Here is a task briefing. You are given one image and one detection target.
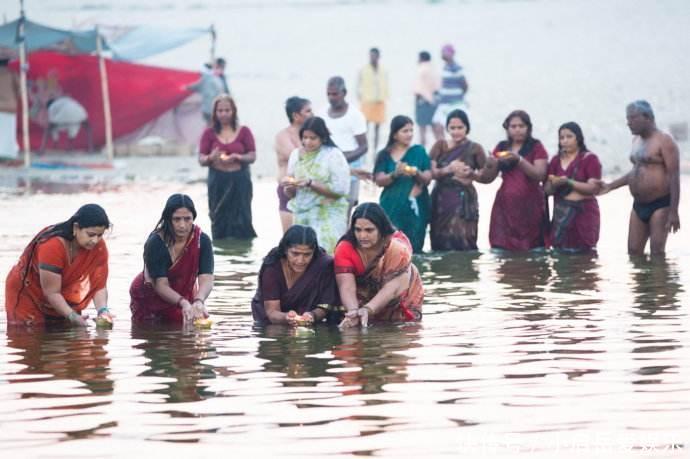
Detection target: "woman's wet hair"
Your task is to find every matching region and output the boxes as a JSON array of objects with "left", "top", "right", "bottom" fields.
[
  {"left": 340, "top": 202, "right": 396, "bottom": 246},
  {"left": 446, "top": 109, "right": 471, "bottom": 132},
  {"left": 211, "top": 94, "right": 238, "bottom": 132},
  {"left": 299, "top": 116, "right": 337, "bottom": 148},
  {"left": 558, "top": 121, "right": 588, "bottom": 153},
  {"left": 153, "top": 194, "right": 197, "bottom": 245},
  {"left": 285, "top": 96, "right": 310, "bottom": 123},
  {"left": 376, "top": 115, "right": 413, "bottom": 168},
  {"left": 263, "top": 225, "right": 320, "bottom": 266},
  {"left": 46, "top": 204, "right": 111, "bottom": 241}
]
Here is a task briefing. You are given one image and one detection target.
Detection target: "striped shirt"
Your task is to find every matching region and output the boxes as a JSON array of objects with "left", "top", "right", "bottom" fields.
[{"left": 438, "top": 62, "right": 466, "bottom": 105}]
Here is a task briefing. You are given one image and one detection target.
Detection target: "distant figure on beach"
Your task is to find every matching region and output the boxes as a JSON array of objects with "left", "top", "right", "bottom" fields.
[
  {"left": 430, "top": 109, "right": 492, "bottom": 251},
  {"left": 374, "top": 115, "right": 432, "bottom": 253},
  {"left": 251, "top": 225, "right": 341, "bottom": 326},
  {"left": 130, "top": 194, "right": 213, "bottom": 325},
  {"left": 357, "top": 47, "right": 389, "bottom": 150},
  {"left": 483, "top": 110, "right": 549, "bottom": 251},
  {"left": 41, "top": 95, "right": 92, "bottom": 153},
  {"left": 599, "top": 100, "right": 681, "bottom": 256},
  {"left": 320, "top": 76, "right": 368, "bottom": 213},
  {"left": 335, "top": 203, "right": 424, "bottom": 327},
  {"left": 282, "top": 116, "right": 350, "bottom": 253},
  {"left": 413, "top": 51, "right": 440, "bottom": 148},
  {"left": 0, "top": 52, "right": 20, "bottom": 160},
  {"left": 432, "top": 44, "right": 468, "bottom": 141},
  {"left": 199, "top": 94, "right": 257, "bottom": 239},
  {"left": 187, "top": 62, "right": 224, "bottom": 126},
  {"left": 215, "top": 57, "right": 230, "bottom": 94},
  {"left": 5, "top": 204, "right": 113, "bottom": 327},
  {"left": 274, "top": 96, "right": 313, "bottom": 233},
  {"left": 544, "top": 122, "right": 602, "bottom": 252}
]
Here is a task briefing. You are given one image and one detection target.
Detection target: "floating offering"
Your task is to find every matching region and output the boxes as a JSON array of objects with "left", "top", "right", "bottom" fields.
[
  {"left": 95, "top": 316, "right": 113, "bottom": 329},
  {"left": 220, "top": 153, "right": 231, "bottom": 160},
  {"left": 283, "top": 176, "right": 297, "bottom": 185},
  {"left": 496, "top": 150, "right": 512, "bottom": 158},
  {"left": 194, "top": 318, "right": 213, "bottom": 329},
  {"left": 404, "top": 165, "right": 417, "bottom": 174}
]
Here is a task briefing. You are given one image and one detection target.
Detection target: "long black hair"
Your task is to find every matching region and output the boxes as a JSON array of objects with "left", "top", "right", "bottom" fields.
[
  {"left": 152, "top": 194, "right": 197, "bottom": 245},
  {"left": 497, "top": 109, "right": 540, "bottom": 171},
  {"left": 299, "top": 117, "right": 337, "bottom": 149},
  {"left": 446, "top": 109, "right": 471, "bottom": 132},
  {"left": 558, "top": 121, "right": 588, "bottom": 154},
  {"left": 339, "top": 202, "right": 396, "bottom": 246},
  {"left": 375, "top": 115, "right": 413, "bottom": 170},
  {"left": 262, "top": 224, "right": 321, "bottom": 266},
  {"left": 41, "top": 204, "right": 111, "bottom": 241}
]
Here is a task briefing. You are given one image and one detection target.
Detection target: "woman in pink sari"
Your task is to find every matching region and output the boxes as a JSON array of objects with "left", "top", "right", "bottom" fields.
[
  {"left": 130, "top": 194, "right": 214, "bottom": 325},
  {"left": 484, "top": 110, "right": 549, "bottom": 251}
]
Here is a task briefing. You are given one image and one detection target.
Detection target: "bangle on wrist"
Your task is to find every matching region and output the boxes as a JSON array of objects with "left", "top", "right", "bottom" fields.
[
  {"left": 307, "top": 179, "right": 313, "bottom": 188},
  {"left": 176, "top": 296, "right": 185, "bottom": 307},
  {"left": 97, "top": 306, "right": 109, "bottom": 315}
]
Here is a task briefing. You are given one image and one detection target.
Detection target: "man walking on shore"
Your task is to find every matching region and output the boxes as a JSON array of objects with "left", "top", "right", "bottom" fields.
[
  {"left": 357, "top": 47, "right": 388, "bottom": 151},
  {"left": 601, "top": 100, "right": 681, "bottom": 256},
  {"left": 432, "top": 43, "right": 468, "bottom": 141}
]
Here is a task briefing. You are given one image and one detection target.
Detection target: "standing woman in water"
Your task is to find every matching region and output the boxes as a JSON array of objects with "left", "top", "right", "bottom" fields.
[
  {"left": 198, "top": 94, "right": 257, "bottom": 239},
  {"left": 483, "top": 110, "right": 549, "bottom": 251},
  {"left": 5, "top": 204, "right": 113, "bottom": 327}
]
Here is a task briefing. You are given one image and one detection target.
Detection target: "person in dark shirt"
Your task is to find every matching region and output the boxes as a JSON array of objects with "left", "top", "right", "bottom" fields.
[{"left": 130, "top": 194, "right": 214, "bottom": 324}]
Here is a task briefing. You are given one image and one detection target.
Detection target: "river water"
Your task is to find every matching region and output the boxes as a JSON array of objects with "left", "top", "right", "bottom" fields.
[{"left": 2, "top": 0, "right": 690, "bottom": 456}]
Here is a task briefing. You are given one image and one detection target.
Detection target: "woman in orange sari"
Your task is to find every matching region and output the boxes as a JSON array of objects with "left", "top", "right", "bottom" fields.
[
  {"left": 335, "top": 202, "right": 424, "bottom": 327},
  {"left": 130, "top": 194, "right": 214, "bottom": 325},
  {"left": 5, "top": 204, "right": 112, "bottom": 327}
]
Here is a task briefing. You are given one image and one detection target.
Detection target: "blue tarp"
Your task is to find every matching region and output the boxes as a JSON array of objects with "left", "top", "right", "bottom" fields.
[
  {"left": 109, "top": 26, "right": 211, "bottom": 61},
  {"left": 0, "top": 18, "right": 105, "bottom": 53}
]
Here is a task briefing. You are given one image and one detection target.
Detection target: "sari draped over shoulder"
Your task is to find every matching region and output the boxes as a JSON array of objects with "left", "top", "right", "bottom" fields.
[
  {"left": 547, "top": 151, "right": 601, "bottom": 251},
  {"left": 430, "top": 140, "right": 481, "bottom": 251},
  {"left": 287, "top": 146, "right": 350, "bottom": 253},
  {"left": 130, "top": 225, "right": 202, "bottom": 324},
  {"left": 335, "top": 231, "right": 423, "bottom": 323},
  {"left": 251, "top": 249, "right": 341, "bottom": 325},
  {"left": 489, "top": 140, "right": 548, "bottom": 251},
  {"left": 375, "top": 145, "right": 431, "bottom": 253},
  {"left": 5, "top": 227, "right": 109, "bottom": 325}
]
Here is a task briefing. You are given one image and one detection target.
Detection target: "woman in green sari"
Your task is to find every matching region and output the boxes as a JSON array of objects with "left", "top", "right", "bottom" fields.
[{"left": 374, "top": 115, "right": 432, "bottom": 252}]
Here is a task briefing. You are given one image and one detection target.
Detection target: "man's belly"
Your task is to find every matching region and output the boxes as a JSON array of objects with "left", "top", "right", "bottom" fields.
[{"left": 629, "top": 165, "right": 670, "bottom": 202}]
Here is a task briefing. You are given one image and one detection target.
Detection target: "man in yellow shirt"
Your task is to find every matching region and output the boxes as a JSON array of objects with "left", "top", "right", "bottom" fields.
[{"left": 357, "top": 48, "right": 389, "bottom": 151}]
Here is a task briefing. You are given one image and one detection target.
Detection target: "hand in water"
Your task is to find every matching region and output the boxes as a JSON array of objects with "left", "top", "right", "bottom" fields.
[{"left": 67, "top": 311, "right": 88, "bottom": 327}]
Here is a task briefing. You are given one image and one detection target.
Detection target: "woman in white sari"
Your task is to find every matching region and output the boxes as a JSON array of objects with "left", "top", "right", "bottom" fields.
[{"left": 282, "top": 117, "right": 350, "bottom": 253}]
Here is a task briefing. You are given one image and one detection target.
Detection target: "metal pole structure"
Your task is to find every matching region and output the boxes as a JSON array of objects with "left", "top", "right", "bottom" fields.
[
  {"left": 96, "top": 28, "right": 113, "bottom": 160},
  {"left": 17, "top": 4, "right": 31, "bottom": 167}
]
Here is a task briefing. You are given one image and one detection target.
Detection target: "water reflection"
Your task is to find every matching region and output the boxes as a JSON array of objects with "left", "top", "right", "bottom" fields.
[
  {"left": 627, "top": 257, "right": 684, "bottom": 386},
  {"left": 130, "top": 325, "right": 217, "bottom": 403},
  {"left": 6, "top": 326, "right": 114, "bottom": 395}
]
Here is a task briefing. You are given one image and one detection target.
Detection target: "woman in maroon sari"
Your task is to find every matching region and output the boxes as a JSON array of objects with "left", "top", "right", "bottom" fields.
[
  {"left": 484, "top": 110, "right": 549, "bottom": 251},
  {"left": 429, "top": 109, "right": 493, "bottom": 250},
  {"left": 251, "top": 225, "right": 340, "bottom": 326},
  {"left": 544, "top": 122, "right": 602, "bottom": 252},
  {"left": 130, "top": 194, "right": 214, "bottom": 325}
]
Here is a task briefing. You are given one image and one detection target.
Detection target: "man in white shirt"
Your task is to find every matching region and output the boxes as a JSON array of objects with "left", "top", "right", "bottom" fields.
[
  {"left": 319, "top": 76, "right": 368, "bottom": 213},
  {"left": 41, "top": 95, "right": 92, "bottom": 153}
]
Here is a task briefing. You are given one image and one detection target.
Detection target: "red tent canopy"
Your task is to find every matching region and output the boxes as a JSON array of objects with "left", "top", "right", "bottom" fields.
[{"left": 12, "top": 51, "right": 199, "bottom": 150}]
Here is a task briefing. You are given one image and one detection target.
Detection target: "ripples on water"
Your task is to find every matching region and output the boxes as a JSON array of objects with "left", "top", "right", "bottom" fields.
[{"left": 0, "top": 181, "right": 688, "bottom": 457}]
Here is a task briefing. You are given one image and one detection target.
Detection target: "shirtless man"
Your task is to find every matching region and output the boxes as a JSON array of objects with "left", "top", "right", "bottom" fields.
[
  {"left": 275, "top": 96, "right": 313, "bottom": 232},
  {"left": 601, "top": 100, "right": 680, "bottom": 256}
]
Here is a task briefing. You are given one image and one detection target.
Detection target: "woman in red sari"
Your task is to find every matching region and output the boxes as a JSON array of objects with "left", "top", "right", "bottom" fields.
[
  {"left": 484, "top": 110, "right": 549, "bottom": 251},
  {"left": 251, "top": 225, "right": 340, "bottom": 326},
  {"left": 544, "top": 122, "right": 602, "bottom": 252},
  {"left": 5, "top": 204, "right": 112, "bottom": 327},
  {"left": 130, "top": 194, "right": 214, "bottom": 324},
  {"left": 335, "top": 202, "right": 423, "bottom": 327}
]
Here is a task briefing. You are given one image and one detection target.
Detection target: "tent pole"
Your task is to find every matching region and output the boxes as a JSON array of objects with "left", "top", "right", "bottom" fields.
[
  {"left": 210, "top": 24, "right": 216, "bottom": 62},
  {"left": 18, "top": 17, "right": 31, "bottom": 167},
  {"left": 96, "top": 29, "right": 114, "bottom": 160}
]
